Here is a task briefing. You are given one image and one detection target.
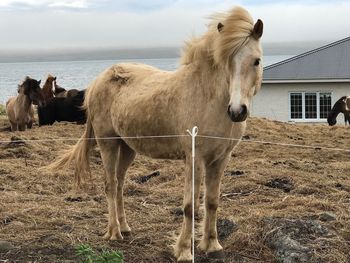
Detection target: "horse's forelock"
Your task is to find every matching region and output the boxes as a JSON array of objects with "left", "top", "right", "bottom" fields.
[
  {"left": 180, "top": 6, "right": 255, "bottom": 66},
  {"left": 213, "top": 7, "right": 255, "bottom": 64}
]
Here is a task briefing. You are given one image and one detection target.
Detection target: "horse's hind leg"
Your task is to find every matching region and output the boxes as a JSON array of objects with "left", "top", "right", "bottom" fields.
[
  {"left": 116, "top": 140, "right": 136, "bottom": 234},
  {"left": 27, "top": 120, "right": 33, "bottom": 129},
  {"left": 194, "top": 163, "right": 204, "bottom": 218},
  {"left": 98, "top": 138, "right": 123, "bottom": 240}
]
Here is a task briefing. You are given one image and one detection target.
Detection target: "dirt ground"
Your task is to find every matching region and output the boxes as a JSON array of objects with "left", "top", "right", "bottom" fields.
[{"left": 0, "top": 116, "right": 349, "bottom": 263}]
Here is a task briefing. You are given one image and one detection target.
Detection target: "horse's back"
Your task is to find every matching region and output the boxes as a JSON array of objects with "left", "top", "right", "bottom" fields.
[{"left": 85, "top": 62, "right": 171, "bottom": 112}]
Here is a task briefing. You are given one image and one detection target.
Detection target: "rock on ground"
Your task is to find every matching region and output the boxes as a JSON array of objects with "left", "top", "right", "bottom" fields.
[
  {"left": 263, "top": 218, "right": 330, "bottom": 263},
  {"left": 0, "top": 240, "right": 14, "bottom": 253}
]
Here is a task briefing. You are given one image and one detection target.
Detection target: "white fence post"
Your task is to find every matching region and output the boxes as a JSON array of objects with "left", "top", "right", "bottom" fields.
[{"left": 187, "top": 126, "right": 198, "bottom": 262}]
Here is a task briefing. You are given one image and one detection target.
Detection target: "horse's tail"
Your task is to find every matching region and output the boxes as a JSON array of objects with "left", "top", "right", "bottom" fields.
[{"left": 46, "top": 116, "right": 95, "bottom": 186}]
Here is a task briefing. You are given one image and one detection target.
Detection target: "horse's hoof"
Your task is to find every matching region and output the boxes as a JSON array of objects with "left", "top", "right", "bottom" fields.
[
  {"left": 121, "top": 231, "right": 132, "bottom": 237},
  {"left": 176, "top": 250, "right": 192, "bottom": 262},
  {"left": 103, "top": 231, "right": 123, "bottom": 241},
  {"left": 103, "top": 232, "right": 111, "bottom": 240},
  {"left": 207, "top": 250, "right": 225, "bottom": 260}
]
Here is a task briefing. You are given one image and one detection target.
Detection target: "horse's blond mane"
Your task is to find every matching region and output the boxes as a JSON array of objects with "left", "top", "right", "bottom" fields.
[{"left": 181, "top": 6, "right": 254, "bottom": 66}]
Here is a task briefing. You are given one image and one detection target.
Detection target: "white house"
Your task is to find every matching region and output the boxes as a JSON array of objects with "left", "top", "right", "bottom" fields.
[{"left": 252, "top": 37, "right": 350, "bottom": 123}]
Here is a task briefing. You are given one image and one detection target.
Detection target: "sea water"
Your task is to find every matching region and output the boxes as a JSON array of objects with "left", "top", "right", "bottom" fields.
[{"left": 0, "top": 55, "right": 291, "bottom": 104}]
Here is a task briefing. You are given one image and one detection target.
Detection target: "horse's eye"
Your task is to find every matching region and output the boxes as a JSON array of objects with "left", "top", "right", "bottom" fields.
[{"left": 254, "top": 59, "right": 260, "bottom": 66}]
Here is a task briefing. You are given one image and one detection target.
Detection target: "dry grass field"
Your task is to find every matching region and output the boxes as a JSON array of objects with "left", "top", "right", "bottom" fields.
[{"left": 0, "top": 116, "right": 349, "bottom": 262}]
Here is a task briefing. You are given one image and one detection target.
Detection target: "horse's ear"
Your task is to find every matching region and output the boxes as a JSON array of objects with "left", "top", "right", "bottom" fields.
[
  {"left": 38, "top": 80, "right": 41, "bottom": 85},
  {"left": 217, "top": 22, "right": 224, "bottom": 32},
  {"left": 252, "top": 19, "right": 263, "bottom": 39},
  {"left": 54, "top": 77, "right": 56, "bottom": 81}
]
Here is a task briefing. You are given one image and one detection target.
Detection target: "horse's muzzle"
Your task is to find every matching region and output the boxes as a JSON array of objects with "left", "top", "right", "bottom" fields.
[
  {"left": 327, "top": 118, "right": 336, "bottom": 126},
  {"left": 227, "top": 104, "right": 248, "bottom": 122}
]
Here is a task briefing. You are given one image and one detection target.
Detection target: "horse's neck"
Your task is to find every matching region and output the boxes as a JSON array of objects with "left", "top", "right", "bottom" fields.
[
  {"left": 180, "top": 63, "right": 229, "bottom": 105},
  {"left": 177, "top": 64, "right": 239, "bottom": 135},
  {"left": 16, "top": 92, "right": 32, "bottom": 110},
  {"left": 43, "top": 81, "right": 53, "bottom": 94},
  {"left": 346, "top": 97, "right": 350, "bottom": 112}
]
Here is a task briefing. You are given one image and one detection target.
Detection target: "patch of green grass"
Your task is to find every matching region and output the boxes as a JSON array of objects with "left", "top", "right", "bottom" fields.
[
  {"left": 76, "top": 244, "right": 123, "bottom": 263},
  {"left": 0, "top": 104, "right": 6, "bottom": 116}
]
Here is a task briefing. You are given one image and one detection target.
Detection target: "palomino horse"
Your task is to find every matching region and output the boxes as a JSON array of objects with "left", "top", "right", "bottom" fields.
[
  {"left": 6, "top": 77, "right": 43, "bottom": 131},
  {"left": 48, "top": 6, "right": 263, "bottom": 261},
  {"left": 42, "top": 74, "right": 56, "bottom": 102},
  {"left": 328, "top": 96, "right": 350, "bottom": 126}
]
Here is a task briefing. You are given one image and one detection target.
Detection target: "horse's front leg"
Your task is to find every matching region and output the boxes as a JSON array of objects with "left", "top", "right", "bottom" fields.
[
  {"left": 345, "top": 113, "right": 350, "bottom": 125},
  {"left": 9, "top": 121, "right": 17, "bottom": 132},
  {"left": 174, "top": 156, "right": 204, "bottom": 261},
  {"left": 199, "top": 155, "right": 230, "bottom": 258}
]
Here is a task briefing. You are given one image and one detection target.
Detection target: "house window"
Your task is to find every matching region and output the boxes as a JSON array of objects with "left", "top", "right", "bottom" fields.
[
  {"left": 289, "top": 92, "right": 332, "bottom": 121},
  {"left": 305, "top": 93, "right": 317, "bottom": 119},
  {"left": 290, "top": 93, "right": 302, "bottom": 119},
  {"left": 319, "top": 93, "right": 332, "bottom": 118}
]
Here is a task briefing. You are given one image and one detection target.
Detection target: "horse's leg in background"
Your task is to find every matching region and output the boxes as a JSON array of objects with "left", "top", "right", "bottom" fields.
[
  {"left": 345, "top": 112, "right": 350, "bottom": 125},
  {"left": 98, "top": 138, "right": 123, "bottom": 240},
  {"left": 27, "top": 107, "right": 34, "bottom": 129},
  {"left": 194, "top": 160, "right": 205, "bottom": 217},
  {"left": 9, "top": 121, "right": 17, "bottom": 132},
  {"left": 27, "top": 121, "right": 33, "bottom": 129},
  {"left": 199, "top": 155, "right": 230, "bottom": 258},
  {"left": 18, "top": 123, "right": 26, "bottom": 131},
  {"left": 175, "top": 155, "right": 202, "bottom": 261},
  {"left": 116, "top": 140, "right": 136, "bottom": 234}
]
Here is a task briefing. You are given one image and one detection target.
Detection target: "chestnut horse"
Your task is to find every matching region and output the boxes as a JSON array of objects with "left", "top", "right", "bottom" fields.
[
  {"left": 42, "top": 74, "right": 56, "bottom": 102},
  {"left": 48, "top": 6, "right": 263, "bottom": 261},
  {"left": 327, "top": 96, "right": 350, "bottom": 126},
  {"left": 6, "top": 77, "right": 43, "bottom": 131}
]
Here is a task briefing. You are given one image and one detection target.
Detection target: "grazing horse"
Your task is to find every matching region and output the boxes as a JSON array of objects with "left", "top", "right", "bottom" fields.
[
  {"left": 6, "top": 77, "right": 43, "bottom": 131},
  {"left": 327, "top": 96, "right": 350, "bottom": 126},
  {"left": 38, "top": 90, "right": 86, "bottom": 126},
  {"left": 54, "top": 84, "right": 79, "bottom": 98},
  {"left": 42, "top": 74, "right": 56, "bottom": 102},
  {"left": 48, "top": 6, "right": 263, "bottom": 261}
]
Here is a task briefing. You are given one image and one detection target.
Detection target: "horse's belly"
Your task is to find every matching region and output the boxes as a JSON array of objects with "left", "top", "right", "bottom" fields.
[
  {"left": 123, "top": 137, "right": 185, "bottom": 160},
  {"left": 111, "top": 92, "right": 186, "bottom": 159}
]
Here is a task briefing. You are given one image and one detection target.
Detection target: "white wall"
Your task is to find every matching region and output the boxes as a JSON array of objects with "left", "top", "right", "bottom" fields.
[{"left": 251, "top": 82, "right": 350, "bottom": 124}]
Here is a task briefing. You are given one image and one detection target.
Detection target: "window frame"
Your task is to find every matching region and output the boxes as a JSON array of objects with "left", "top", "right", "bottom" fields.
[{"left": 288, "top": 91, "right": 332, "bottom": 122}]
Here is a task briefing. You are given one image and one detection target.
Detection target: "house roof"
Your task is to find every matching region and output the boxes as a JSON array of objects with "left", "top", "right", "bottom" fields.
[{"left": 263, "top": 36, "right": 350, "bottom": 83}]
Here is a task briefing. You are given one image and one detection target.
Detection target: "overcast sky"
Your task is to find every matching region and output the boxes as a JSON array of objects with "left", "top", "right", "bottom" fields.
[{"left": 0, "top": 0, "right": 349, "bottom": 51}]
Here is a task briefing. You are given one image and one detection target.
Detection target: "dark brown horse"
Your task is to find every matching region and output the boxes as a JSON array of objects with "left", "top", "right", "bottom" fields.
[
  {"left": 327, "top": 96, "right": 350, "bottom": 126},
  {"left": 54, "top": 84, "right": 79, "bottom": 98}
]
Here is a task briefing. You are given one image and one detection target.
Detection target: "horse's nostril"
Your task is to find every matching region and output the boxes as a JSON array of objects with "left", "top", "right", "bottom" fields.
[{"left": 240, "top": 104, "right": 247, "bottom": 115}]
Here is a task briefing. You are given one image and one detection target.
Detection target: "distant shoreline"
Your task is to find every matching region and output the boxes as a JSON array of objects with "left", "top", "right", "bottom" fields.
[
  {"left": 0, "top": 47, "right": 181, "bottom": 64},
  {"left": 0, "top": 41, "right": 326, "bottom": 64}
]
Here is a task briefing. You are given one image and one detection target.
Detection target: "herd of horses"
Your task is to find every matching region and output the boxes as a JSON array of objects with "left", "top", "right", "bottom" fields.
[
  {"left": 5, "top": 75, "right": 349, "bottom": 132},
  {"left": 5, "top": 74, "right": 86, "bottom": 131},
  {"left": 2, "top": 6, "right": 349, "bottom": 262}
]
